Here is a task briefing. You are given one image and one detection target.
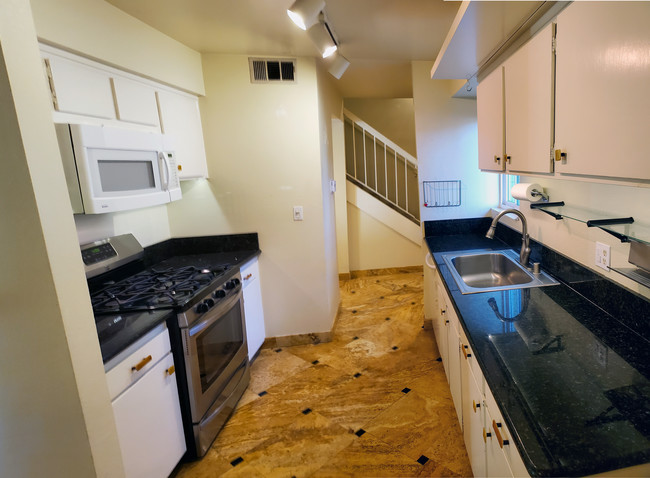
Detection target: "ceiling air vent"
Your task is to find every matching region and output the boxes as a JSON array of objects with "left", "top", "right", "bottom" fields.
[{"left": 249, "top": 58, "right": 296, "bottom": 83}]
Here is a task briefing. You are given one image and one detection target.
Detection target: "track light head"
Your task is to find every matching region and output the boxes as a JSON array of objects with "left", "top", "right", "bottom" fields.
[
  {"left": 287, "top": 0, "right": 325, "bottom": 30},
  {"left": 328, "top": 52, "right": 350, "bottom": 79},
  {"left": 308, "top": 22, "right": 337, "bottom": 58}
]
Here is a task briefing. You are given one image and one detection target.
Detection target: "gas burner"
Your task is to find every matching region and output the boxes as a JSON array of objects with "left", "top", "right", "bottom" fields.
[{"left": 91, "top": 265, "right": 228, "bottom": 314}]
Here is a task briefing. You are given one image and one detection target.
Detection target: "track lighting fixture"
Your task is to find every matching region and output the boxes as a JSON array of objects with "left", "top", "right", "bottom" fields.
[
  {"left": 287, "top": 0, "right": 325, "bottom": 30},
  {"left": 328, "top": 52, "right": 349, "bottom": 79}
]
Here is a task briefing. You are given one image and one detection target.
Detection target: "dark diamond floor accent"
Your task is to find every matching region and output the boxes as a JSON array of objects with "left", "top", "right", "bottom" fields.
[
  {"left": 352, "top": 336, "right": 359, "bottom": 340},
  {"left": 274, "top": 348, "right": 282, "bottom": 353},
  {"left": 417, "top": 455, "right": 429, "bottom": 465},
  {"left": 354, "top": 372, "right": 362, "bottom": 378},
  {"left": 436, "top": 357, "right": 442, "bottom": 362},
  {"left": 231, "top": 457, "right": 243, "bottom": 467},
  {"left": 402, "top": 387, "right": 411, "bottom": 394},
  {"left": 352, "top": 310, "right": 357, "bottom": 314},
  {"left": 355, "top": 429, "right": 366, "bottom": 437},
  {"left": 385, "top": 317, "right": 391, "bottom": 321},
  {"left": 312, "top": 360, "right": 319, "bottom": 365},
  {"left": 258, "top": 391, "right": 268, "bottom": 397},
  {"left": 392, "top": 346, "right": 399, "bottom": 350},
  {"left": 302, "top": 408, "right": 312, "bottom": 415}
]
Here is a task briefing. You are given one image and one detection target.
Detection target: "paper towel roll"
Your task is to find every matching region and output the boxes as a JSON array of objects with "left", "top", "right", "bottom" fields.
[{"left": 511, "top": 183, "right": 544, "bottom": 202}]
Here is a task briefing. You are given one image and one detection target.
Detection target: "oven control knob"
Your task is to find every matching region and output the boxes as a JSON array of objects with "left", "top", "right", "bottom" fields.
[
  {"left": 204, "top": 298, "right": 215, "bottom": 308},
  {"left": 195, "top": 302, "right": 209, "bottom": 314},
  {"left": 213, "top": 289, "right": 226, "bottom": 299},
  {"left": 225, "top": 280, "right": 235, "bottom": 290},
  {"left": 232, "top": 278, "right": 241, "bottom": 286}
]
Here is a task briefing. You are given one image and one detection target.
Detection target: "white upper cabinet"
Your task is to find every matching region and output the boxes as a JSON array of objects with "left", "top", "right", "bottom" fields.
[
  {"left": 157, "top": 90, "right": 209, "bottom": 179},
  {"left": 41, "top": 45, "right": 209, "bottom": 179},
  {"left": 504, "top": 23, "right": 555, "bottom": 175},
  {"left": 45, "top": 54, "right": 116, "bottom": 120},
  {"left": 477, "top": 66, "right": 505, "bottom": 172},
  {"left": 111, "top": 76, "right": 160, "bottom": 127},
  {"left": 477, "top": 23, "right": 555, "bottom": 175},
  {"left": 554, "top": 2, "right": 650, "bottom": 181}
]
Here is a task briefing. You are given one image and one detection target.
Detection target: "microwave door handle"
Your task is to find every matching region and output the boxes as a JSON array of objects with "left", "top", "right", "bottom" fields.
[{"left": 159, "top": 152, "right": 171, "bottom": 190}]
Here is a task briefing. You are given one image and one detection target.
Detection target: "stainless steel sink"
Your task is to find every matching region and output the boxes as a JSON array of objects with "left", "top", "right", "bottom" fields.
[{"left": 442, "top": 249, "right": 559, "bottom": 294}]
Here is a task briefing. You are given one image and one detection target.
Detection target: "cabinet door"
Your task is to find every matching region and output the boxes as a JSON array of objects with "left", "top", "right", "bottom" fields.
[
  {"left": 112, "top": 352, "right": 186, "bottom": 478},
  {"left": 241, "top": 259, "right": 266, "bottom": 360},
  {"left": 111, "top": 76, "right": 160, "bottom": 127},
  {"left": 446, "top": 306, "right": 463, "bottom": 423},
  {"left": 504, "top": 23, "right": 555, "bottom": 174},
  {"left": 157, "top": 90, "right": 209, "bottom": 179},
  {"left": 45, "top": 54, "right": 116, "bottom": 120},
  {"left": 436, "top": 280, "right": 450, "bottom": 380},
  {"left": 555, "top": 2, "right": 650, "bottom": 180},
  {"left": 477, "top": 66, "right": 505, "bottom": 172},
  {"left": 485, "top": 404, "right": 514, "bottom": 478},
  {"left": 463, "top": 366, "right": 487, "bottom": 478}
]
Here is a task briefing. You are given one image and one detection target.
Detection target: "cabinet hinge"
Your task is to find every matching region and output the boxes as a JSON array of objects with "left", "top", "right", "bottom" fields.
[
  {"left": 552, "top": 37, "right": 557, "bottom": 54},
  {"left": 43, "top": 58, "right": 59, "bottom": 110}
]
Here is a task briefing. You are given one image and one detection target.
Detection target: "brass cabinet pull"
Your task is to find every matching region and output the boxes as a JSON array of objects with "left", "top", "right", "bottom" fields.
[
  {"left": 492, "top": 420, "right": 509, "bottom": 448},
  {"left": 462, "top": 344, "right": 471, "bottom": 359},
  {"left": 473, "top": 400, "right": 480, "bottom": 413},
  {"left": 483, "top": 427, "right": 492, "bottom": 443},
  {"left": 243, "top": 273, "right": 253, "bottom": 281},
  {"left": 166, "top": 365, "right": 176, "bottom": 376},
  {"left": 506, "top": 155, "right": 511, "bottom": 164},
  {"left": 132, "top": 355, "right": 152, "bottom": 372},
  {"left": 494, "top": 155, "right": 501, "bottom": 163}
]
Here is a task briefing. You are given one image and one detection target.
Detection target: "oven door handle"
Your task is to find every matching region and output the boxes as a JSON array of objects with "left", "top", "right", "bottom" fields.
[{"left": 188, "top": 288, "right": 242, "bottom": 337}]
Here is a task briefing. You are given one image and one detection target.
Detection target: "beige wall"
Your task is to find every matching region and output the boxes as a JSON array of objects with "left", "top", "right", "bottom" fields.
[
  {"left": 30, "top": 0, "right": 204, "bottom": 94},
  {"left": 316, "top": 61, "right": 343, "bottom": 323},
  {"left": 167, "top": 54, "right": 339, "bottom": 337},
  {"left": 0, "top": 1, "right": 124, "bottom": 476},
  {"left": 412, "top": 63, "right": 499, "bottom": 223},
  {"left": 510, "top": 177, "right": 650, "bottom": 300},
  {"left": 344, "top": 98, "right": 417, "bottom": 157},
  {"left": 347, "top": 203, "right": 422, "bottom": 271}
]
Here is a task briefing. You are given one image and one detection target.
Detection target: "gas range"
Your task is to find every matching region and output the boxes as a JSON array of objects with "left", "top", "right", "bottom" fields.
[{"left": 90, "top": 264, "right": 230, "bottom": 314}]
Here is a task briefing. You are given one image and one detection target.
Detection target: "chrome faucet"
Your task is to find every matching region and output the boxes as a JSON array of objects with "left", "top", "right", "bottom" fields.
[{"left": 486, "top": 209, "right": 531, "bottom": 266}]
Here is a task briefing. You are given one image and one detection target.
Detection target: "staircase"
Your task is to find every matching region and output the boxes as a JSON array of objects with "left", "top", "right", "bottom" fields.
[{"left": 343, "top": 109, "right": 419, "bottom": 225}]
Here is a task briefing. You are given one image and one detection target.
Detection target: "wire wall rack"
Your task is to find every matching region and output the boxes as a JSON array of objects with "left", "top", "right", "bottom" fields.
[{"left": 423, "top": 180, "right": 461, "bottom": 207}]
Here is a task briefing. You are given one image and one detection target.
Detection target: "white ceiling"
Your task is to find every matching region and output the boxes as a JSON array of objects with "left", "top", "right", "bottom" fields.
[{"left": 105, "top": 0, "right": 461, "bottom": 98}]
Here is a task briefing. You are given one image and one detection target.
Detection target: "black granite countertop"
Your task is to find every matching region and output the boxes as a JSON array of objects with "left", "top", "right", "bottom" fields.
[
  {"left": 424, "top": 219, "right": 650, "bottom": 477},
  {"left": 93, "top": 233, "right": 261, "bottom": 363}
]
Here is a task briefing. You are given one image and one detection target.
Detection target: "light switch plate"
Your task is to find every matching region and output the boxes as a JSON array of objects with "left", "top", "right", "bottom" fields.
[
  {"left": 293, "top": 206, "right": 303, "bottom": 221},
  {"left": 595, "top": 242, "right": 610, "bottom": 271}
]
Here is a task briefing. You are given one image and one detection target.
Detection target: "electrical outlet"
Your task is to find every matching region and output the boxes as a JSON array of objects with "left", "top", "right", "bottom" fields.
[
  {"left": 293, "top": 206, "right": 303, "bottom": 221},
  {"left": 595, "top": 242, "right": 611, "bottom": 271}
]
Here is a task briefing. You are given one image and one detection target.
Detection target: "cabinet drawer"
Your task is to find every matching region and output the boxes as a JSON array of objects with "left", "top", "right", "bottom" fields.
[
  {"left": 459, "top": 326, "right": 483, "bottom": 393},
  {"left": 106, "top": 326, "right": 171, "bottom": 400},
  {"left": 240, "top": 257, "right": 259, "bottom": 288}
]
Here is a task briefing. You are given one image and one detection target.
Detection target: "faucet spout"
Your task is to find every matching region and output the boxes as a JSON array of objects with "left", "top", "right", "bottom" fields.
[{"left": 485, "top": 209, "right": 531, "bottom": 266}]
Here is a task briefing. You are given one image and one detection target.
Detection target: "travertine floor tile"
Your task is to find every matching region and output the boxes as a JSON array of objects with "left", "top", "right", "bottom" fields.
[
  {"left": 247, "top": 347, "right": 310, "bottom": 394},
  {"left": 311, "top": 432, "right": 423, "bottom": 477},
  {"left": 238, "top": 411, "right": 355, "bottom": 478},
  {"left": 363, "top": 390, "right": 462, "bottom": 463}
]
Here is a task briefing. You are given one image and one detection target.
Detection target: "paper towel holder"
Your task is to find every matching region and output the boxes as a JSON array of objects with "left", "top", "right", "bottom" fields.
[{"left": 530, "top": 188, "right": 549, "bottom": 202}]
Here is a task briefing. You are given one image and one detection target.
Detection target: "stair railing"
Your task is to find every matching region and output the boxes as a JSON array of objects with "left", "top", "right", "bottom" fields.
[{"left": 343, "top": 109, "right": 420, "bottom": 224}]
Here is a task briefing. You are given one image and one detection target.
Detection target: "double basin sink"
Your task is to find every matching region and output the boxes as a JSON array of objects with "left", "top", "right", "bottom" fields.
[{"left": 442, "top": 249, "right": 559, "bottom": 294}]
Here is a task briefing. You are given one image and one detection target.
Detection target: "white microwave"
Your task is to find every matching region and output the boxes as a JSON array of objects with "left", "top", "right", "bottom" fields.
[{"left": 55, "top": 123, "right": 182, "bottom": 214}]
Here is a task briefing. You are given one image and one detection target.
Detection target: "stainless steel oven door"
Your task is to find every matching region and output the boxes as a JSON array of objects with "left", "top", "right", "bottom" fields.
[{"left": 182, "top": 288, "right": 248, "bottom": 423}]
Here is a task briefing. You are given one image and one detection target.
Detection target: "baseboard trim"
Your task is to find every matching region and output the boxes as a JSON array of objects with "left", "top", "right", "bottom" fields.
[
  {"left": 338, "top": 272, "right": 351, "bottom": 281},
  {"left": 349, "top": 265, "right": 423, "bottom": 278}
]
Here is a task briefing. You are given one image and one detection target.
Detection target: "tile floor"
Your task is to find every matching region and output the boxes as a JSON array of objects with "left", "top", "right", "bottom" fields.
[{"left": 173, "top": 269, "right": 472, "bottom": 477}]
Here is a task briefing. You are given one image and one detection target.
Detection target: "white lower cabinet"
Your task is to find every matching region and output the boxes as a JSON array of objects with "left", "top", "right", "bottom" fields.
[
  {"left": 434, "top": 271, "right": 528, "bottom": 478},
  {"left": 108, "top": 326, "right": 186, "bottom": 478},
  {"left": 241, "top": 257, "right": 266, "bottom": 360}
]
